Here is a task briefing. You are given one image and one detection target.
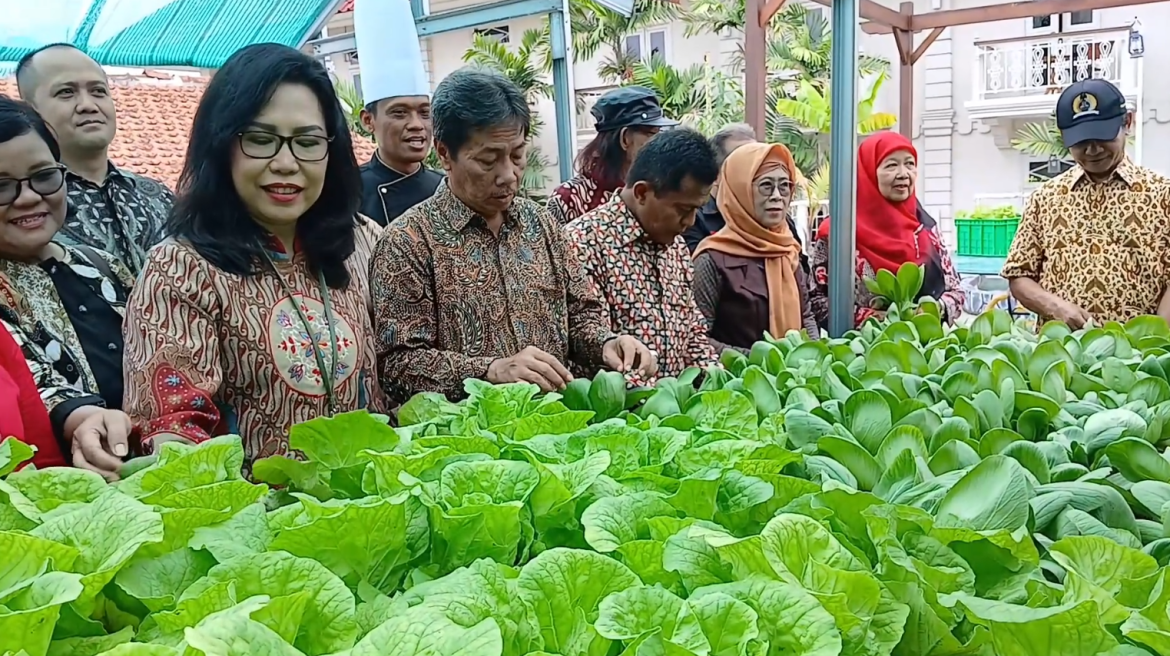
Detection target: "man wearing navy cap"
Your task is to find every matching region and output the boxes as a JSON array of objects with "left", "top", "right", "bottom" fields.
[
  {"left": 547, "top": 86, "right": 676, "bottom": 225},
  {"left": 1003, "top": 79, "right": 1170, "bottom": 325}
]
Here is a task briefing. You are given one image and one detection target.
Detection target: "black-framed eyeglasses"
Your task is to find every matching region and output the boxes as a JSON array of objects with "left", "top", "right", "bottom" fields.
[
  {"left": 756, "top": 179, "right": 794, "bottom": 198},
  {"left": 0, "top": 165, "right": 67, "bottom": 206},
  {"left": 237, "top": 131, "right": 332, "bottom": 162}
]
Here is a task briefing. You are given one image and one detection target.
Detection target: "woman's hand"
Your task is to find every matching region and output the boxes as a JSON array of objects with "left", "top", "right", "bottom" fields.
[{"left": 64, "top": 406, "right": 132, "bottom": 481}]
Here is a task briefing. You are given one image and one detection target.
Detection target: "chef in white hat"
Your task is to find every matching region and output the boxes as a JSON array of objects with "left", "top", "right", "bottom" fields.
[{"left": 355, "top": 0, "right": 444, "bottom": 226}]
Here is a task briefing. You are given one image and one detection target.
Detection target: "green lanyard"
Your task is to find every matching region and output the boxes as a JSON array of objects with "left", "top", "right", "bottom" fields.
[{"left": 265, "top": 252, "right": 339, "bottom": 415}]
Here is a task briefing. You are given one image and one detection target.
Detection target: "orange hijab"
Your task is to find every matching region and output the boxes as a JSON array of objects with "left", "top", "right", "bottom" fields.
[{"left": 694, "top": 143, "right": 803, "bottom": 337}]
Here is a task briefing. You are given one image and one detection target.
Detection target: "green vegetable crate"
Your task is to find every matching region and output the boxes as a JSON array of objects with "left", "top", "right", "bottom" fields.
[{"left": 954, "top": 205, "right": 1021, "bottom": 257}]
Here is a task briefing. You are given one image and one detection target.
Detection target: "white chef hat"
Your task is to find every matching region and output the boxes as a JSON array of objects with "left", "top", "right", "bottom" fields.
[{"left": 354, "top": 0, "right": 430, "bottom": 105}]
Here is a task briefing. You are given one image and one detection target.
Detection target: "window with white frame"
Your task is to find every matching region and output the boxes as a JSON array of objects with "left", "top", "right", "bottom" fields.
[
  {"left": 1030, "top": 10, "right": 1095, "bottom": 31},
  {"left": 624, "top": 27, "right": 669, "bottom": 61},
  {"left": 354, "top": 74, "right": 362, "bottom": 99},
  {"left": 474, "top": 25, "right": 510, "bottom": 44},
  {"left": 1027, "top": 158, "right": 1074, "bottom": 184}
]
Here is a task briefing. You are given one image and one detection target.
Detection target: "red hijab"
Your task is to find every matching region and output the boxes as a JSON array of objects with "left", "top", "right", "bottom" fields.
[{"left": 816, "top": 131, "right": 930, "bottom": 273}]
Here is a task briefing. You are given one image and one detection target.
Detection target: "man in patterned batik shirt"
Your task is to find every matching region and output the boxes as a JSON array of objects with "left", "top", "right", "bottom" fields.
[
  {"left": 17, "top": 44, "right": 172, "bottom": 275},
  {"left": 565, "top": 128, "right": 721, "bottom": 381},
  {"left": 371, "top": 69, "right": 658, "bottom": 404},
  {"left": 1003, "top": 78, "right": 1170, "bottom": 327}
]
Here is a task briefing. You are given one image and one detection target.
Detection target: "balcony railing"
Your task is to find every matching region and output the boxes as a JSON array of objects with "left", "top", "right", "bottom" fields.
[{"left": 973, "top": 28, "right": 1137, "bottom": 102}]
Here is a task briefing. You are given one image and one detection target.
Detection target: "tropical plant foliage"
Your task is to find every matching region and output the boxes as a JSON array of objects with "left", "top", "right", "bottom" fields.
[
  {"left": 1012, "top": 119, "right": 1069, "bottom": 158},
  {"left": 571, "top": 0, "right": 681, "bottom": 81},
  {"left": 333, "top": 80, "right": 371, "bottom": 140},
  {"left": 623, "top": 1, "right": 895, "bottom": 209},
  {"left": 625, "top": 55, "right": 745, "bottom": 135}
]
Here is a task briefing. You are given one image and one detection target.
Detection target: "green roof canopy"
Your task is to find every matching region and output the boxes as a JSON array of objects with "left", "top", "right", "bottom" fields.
[{"left": 1, "top": 0, "right": 341, "bottom": 69}]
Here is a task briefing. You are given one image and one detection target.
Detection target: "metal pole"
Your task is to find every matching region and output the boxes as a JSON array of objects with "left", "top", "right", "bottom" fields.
[
  {"left": 744, "top": 0, "right": 767, "bottom": 138},
  {"left": 550, "top": 9, "right": 574, "bottom": 182},
  {"left": 827, "top": 0, "right": 859, "bottom": 337},
  {"left": 1134, "top": 56, "right": 1144, "bottom": 165}
]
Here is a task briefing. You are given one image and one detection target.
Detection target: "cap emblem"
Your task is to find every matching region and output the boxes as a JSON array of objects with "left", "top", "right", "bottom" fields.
[{"left": 1072, "top": 92, "right": 1099, "bottom": 119}]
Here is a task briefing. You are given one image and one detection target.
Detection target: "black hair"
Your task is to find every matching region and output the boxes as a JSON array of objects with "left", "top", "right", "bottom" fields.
[
  {"left": 625, "top": 127, "right": 719, "bottom": 193},
  {"left": 0, "top": 96, "right": 61, "bottom": 159},
  {"left": 576, "top": 126, "right": 656, "bottom": 192},
  {"left": 168, "top": 43, "right": 361, "bottom": 289},
  {"left": 15, "top": 43, "right": 86, "bottom": 100},
  {"left": 431, "top": 68, "right": 529, "bottom": 158}
]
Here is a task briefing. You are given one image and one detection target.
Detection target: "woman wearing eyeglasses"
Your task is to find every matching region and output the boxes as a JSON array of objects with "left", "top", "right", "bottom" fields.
[
  {"left": 122, "top": 44, "right": 385, "bottom": 467},
  {"left": 692, "top": 142, "right": 819, "bottom": 351},
  {"left": 0, "top": 97, "right": 133, "bottom": 477}
]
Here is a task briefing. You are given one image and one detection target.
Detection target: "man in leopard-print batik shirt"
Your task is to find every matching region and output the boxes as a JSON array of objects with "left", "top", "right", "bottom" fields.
[{"left": 1003, "top": 79, "right": 1170, "bottom": 327}]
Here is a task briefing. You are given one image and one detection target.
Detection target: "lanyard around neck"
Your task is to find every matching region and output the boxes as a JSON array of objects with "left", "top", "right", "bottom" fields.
[{"left": 263, "top": 251, "right": 339, "bottom": 415}]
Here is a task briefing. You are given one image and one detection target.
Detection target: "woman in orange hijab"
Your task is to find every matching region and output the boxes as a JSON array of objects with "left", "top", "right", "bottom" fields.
[
  {"left": 807, "top": 131, "right": 964, "bottom": 328},
  {"left": 692, "top": 142, "right": 819, "bottom": 350}
]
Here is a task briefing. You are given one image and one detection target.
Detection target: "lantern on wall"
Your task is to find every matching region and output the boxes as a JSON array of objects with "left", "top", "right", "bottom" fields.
[{"left": 1129, "top": 20, "right": 1145, "bottom": 58}]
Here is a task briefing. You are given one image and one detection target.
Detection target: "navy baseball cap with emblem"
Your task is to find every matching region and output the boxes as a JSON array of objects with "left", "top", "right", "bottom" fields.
[
  {"left": 1055, "top": 79, "right": 1127, "bottom": 148},
  {"left": 591, "top": 86, "right": 679, "bottom": 132}
]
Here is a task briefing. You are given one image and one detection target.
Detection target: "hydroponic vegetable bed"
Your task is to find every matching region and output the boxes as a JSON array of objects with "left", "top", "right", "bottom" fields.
[{"left": 3, "top": 304, "right": 1170, "bottom": 656}]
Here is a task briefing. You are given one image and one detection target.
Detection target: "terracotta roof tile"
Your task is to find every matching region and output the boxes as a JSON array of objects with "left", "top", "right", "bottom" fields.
[
  {"left": 339, "top": 0, "right": 354, "bottom": 12},
  {"left": 0, "top": 75, "right": 377, "bottom": 190}
]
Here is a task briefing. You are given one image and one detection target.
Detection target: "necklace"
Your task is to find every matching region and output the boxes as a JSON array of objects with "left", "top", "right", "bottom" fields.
[{"left": 264, "top": 251, "right": 339, "bottom": 415}]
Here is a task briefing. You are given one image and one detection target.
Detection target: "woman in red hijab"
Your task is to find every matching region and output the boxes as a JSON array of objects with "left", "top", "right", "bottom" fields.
[
  {"left": 808, "top": 131, "right": 964, "bottom": 328},
  {"left": 1, "top": 319, "right": 66, "bottom": 468}
]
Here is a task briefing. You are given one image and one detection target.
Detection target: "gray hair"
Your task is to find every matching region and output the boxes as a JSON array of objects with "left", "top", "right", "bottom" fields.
[{"left": 710, "top": 123, "right": 757, "bottom": 166}]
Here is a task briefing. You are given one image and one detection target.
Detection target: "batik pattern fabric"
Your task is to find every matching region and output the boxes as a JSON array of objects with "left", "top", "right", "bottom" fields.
[
  {"left": 1002, "top": 159, "right": 1170, "bottom": 323},
  {"left": 370, "top": 181, "right": 616, "bottom": 404},
  {"left": 546, "top": 173, "right": 618, "bottom": 225},
  {"left": 564, "top": 195, "right": 718, "bottom": 381},
  {"left": 62, "top": 165, "right": 173, "bottom": 276},
  {"left": 0, "top": 313, "right": 103, "bottom": 438},
  {"left": 123, "top": 219, "right": 387, "bottom": 464},
  {"left": 0, "top": 244, "right": 133, "bottom": 396},
  {"left": 808, "top": 225, "right": 964, "bottom": 328}
]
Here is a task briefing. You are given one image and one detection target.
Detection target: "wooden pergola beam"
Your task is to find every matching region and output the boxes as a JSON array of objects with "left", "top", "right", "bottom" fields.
[
  {"left": 745, "top": 0, "right": 771, "bottom": 138},
  {"left": 866, "top": 0, "right": 1165, "bottom": 34},
  {"left": 805, "top": 0, "right": 909, "bottom": 30},
  {"left": 760, "top": 0, "right": 787, "bottom": 25}
]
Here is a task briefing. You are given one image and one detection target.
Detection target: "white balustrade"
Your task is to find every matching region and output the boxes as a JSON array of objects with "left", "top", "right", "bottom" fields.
[{"left": 973, "top": 29, "right": 1136, "bottom": 102}]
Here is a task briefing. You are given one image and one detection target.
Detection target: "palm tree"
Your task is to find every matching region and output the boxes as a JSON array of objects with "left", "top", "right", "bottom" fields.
[
  {"left": 625, "top": 56, "right": 743, "bottom": 134},
  {"left": 765, "top": 5, "right": 889, "bottom": 89},
  {"left": 1011, "top": 120, "right": 1068, "bottom": 158},
  {"left": 462, "top": 26, "right": 556, "bottom": 195},
  {"left": 682, "top": 0, "right": 744, "bottom": 35},
  {"left": 684, "top": 2, "right": 889, "bottom": 81},
  {"left": 333, "top": 79, "right": 371, "bottom": 139},
  {"left": 463, "top": 28, "right": 553, "bottom": 100},
  {"left": 571, "top": 0, "right": 680, "bottom": 82}
]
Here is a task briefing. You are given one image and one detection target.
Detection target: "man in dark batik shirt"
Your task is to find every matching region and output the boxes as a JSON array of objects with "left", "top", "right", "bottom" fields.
[{"left": 17, "top": 44, "right": 172, "bottom": 275}]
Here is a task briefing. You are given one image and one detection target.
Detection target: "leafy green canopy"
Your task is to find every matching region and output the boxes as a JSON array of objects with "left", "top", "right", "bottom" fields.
[{"left": 4, "top": 303, "right": 1170, "bottom": 655}]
